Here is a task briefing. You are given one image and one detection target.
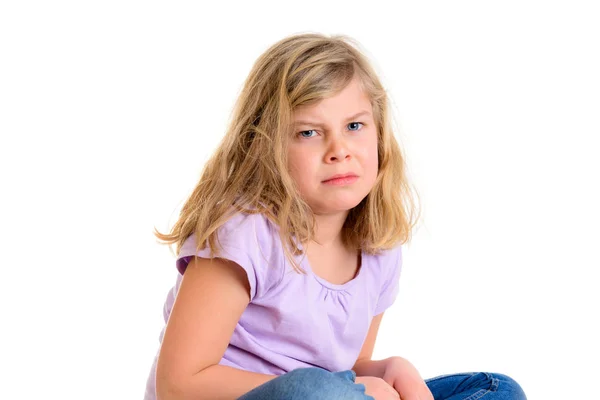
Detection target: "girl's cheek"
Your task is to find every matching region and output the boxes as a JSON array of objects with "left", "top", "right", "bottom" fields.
[{"left": 356, "top": 137, "right": 376, "bottom": 158}]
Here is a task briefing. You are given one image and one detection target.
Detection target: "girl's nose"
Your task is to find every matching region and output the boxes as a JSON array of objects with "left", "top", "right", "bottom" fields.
[{"left": 325, "top": 137, "right": 350, "bottom": 163}]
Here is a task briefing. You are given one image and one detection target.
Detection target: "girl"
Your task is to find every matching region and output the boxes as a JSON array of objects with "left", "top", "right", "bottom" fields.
[{"left": 144, "top": 33, "right": 527, "bottom": 400}]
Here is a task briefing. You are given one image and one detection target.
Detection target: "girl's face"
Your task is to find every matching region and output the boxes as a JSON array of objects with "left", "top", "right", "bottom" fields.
[{"left": 288, "top": 76, "right": 379, "bottom": 216}]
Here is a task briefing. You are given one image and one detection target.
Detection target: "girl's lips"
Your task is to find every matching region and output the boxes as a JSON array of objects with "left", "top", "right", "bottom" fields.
[
  {"left": 322, "top": 175, "right": 359, "bottom": 185},
  {"left": 322, "top": 173, "right": 358, "bottom": 182}
]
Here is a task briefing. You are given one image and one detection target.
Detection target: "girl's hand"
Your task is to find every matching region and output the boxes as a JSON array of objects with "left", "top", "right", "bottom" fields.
[
  {"left": 356, "top": 376, "right": 400, "bottom": 399},
  {"left": 382, "top": 357, "right": 433, "bottom": 400}
]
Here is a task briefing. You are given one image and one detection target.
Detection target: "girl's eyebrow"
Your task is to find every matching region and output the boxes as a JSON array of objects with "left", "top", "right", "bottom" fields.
[{"left": 294, "top": 110, "right": 371, "bottom": 127}]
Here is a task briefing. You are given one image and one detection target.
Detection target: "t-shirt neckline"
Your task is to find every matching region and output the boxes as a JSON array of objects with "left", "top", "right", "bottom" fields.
[{"left": 297, "top": 243, "right": 366, "bottom": 291}]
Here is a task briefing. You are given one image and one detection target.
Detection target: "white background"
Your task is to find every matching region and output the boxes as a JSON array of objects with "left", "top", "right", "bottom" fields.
[{"left": 1, "top": 1, "right": 598, "bottom": 399}]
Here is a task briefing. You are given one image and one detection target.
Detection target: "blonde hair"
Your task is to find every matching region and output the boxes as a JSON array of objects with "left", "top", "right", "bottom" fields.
[{"left": 154, "top": 32, "right": 421, "bottom": 273}]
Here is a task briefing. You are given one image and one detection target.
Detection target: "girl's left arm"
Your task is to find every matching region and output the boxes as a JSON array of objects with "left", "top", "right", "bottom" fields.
[
  {"left": 352, "top": 312, "right": 388, "bottom": 377},
  {"left": 352, "top": 313, "right": 434, "bottom": 400}
]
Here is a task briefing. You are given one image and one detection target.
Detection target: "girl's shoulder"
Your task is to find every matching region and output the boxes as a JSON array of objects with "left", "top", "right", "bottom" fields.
[
  {"left": 177, "top": 210, "right": 286, "bottom": 300},
  {"left": 213, "top": 209, "right": 283, "bottom": 253},
  {"left": 371, "top": 243, "right": 403, "bottom": 315},
  {"left": 179, "top": 210, "right": 280, "bottom": 255},
  {"left": 366, "top": 242, "right": 403, "bottom": 270}
]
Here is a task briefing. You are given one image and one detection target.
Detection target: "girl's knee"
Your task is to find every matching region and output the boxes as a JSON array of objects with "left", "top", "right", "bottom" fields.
[
  {"left": 282, "top": 368, "right": 370, "bottom": 399},
  {"left": 286, "top": 367, "right": 329, "bottom": 379},
  {"left": 284, "top": 367, "right": 345, "bottom": 386},
  {"left": 489, "top": 372, "right": 527, "bottom": 399}
]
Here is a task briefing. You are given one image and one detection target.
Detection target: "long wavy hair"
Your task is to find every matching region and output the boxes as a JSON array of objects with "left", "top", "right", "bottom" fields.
[{"left": 154, "top": 32, "right": 421, "bottom": 273}]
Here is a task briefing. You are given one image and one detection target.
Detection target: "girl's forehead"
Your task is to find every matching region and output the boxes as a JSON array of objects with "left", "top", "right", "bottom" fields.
[
  {"left": 292, "top": 100, "right": 373, "bottom": 121},
  {"left": 292, "top": 76, "right": 371, "bottom": 113}
]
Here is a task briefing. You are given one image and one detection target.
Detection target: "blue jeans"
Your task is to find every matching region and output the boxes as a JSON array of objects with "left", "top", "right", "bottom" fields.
[{"left": 238, "top": 368, "right": 527, "bottom": 400}]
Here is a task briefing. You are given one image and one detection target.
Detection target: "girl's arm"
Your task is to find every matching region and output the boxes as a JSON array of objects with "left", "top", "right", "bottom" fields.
[
  {"left": 352, "top": 313, "right": 433, "bottom": 400},
  {"left": 155, "top": 256, "right": 276, "bottom": 400},
  {"left": 161, "top": 364, "right": 276, "bottom": 400},
  {"left": 352, "top": 312, "right": 388, "bottom": 378}
]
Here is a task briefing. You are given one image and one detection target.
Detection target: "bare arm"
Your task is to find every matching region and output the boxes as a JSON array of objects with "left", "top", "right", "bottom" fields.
[
  {"left": 162, "top": 364, "right": 276, "bottom": 400},
  {"left": 351, "top": 313, "right": 432, "bottom": 399},
  {"left": 352, "top": 312, "right": 387, "bottom": 378},
  {"left": 156, "top": 256, "right": 276, "bottom": 400}
]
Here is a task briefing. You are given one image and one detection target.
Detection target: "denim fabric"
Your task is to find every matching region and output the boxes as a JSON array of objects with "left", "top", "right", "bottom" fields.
[
  {"left": 237, "top": 367, "right": 526, "bottom": 400},
  {"left": 238, "top": 368, "right": 373, "bottom": 400},
  {"left": 425, "top": 372, "right": 527, "bottom": 400}
]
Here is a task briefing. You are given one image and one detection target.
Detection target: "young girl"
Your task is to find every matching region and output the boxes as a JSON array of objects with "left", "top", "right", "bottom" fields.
[{"left": 144, "top": 33, "right": 527, "bottom": 400}]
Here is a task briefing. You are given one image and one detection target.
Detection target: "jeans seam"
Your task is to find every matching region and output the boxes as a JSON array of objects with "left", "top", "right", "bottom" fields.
[
  {"left": 489, "top": 374, "right": 499, "bottom": 392},
  {"left": 482, "top": 372, "right": 499, "bottom": 392},
  {"left": 463, "top": 389, "right": 490, "bottom": 400},
  {"left": 424, "top": 372, "right": 477, "bottom": 384},
  {"left": 461, "top": 372, "right": 500, "bottom": 400}
]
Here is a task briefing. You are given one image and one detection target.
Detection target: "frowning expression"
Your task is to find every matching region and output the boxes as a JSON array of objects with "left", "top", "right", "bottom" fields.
[{"left": 287, "top": 76, "right": 379, "bottom": 215}]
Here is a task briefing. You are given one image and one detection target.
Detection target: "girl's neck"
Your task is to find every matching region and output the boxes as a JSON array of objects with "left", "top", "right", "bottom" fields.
[{"left": 309, "top": 210, "right": 349, "bottom": 249}]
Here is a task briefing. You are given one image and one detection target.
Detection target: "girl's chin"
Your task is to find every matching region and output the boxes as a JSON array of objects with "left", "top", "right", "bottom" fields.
[{"left": 310, "top": 199, "right": 364, "bottom": 214}]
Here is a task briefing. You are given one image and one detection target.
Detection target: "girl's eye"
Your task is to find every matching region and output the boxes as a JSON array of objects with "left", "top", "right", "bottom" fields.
[
  {"left": 348, "top": 122, "right": 363, "bottom": 131},
  {"left": 297, "top": 122, "right": 364, "bottom": 138},
  {"left": 299, "top": 130, "right": 317, "bottom": 138}
]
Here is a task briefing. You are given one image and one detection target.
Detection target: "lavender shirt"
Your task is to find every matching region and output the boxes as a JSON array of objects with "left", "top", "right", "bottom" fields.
[{"left": 144, "top": 211, "right": 402, "bottom": 399}]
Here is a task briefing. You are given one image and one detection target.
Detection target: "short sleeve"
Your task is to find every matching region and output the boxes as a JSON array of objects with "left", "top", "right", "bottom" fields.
[
  {"left": 374, "top": 245, "right": 403, "bottom": 315},
  {"left": 175, "top": 212, "right": 284, "bottom": 301}
]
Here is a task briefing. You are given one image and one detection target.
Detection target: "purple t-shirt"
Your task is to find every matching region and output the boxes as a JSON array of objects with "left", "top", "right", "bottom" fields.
[{"left": 144, "top": 211, "right": 402, "bottom": 399}]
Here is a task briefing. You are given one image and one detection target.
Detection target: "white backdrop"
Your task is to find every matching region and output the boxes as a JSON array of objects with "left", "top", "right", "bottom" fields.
[{"left": 1, "top": 1, "right": 598, "bottom": 399}]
